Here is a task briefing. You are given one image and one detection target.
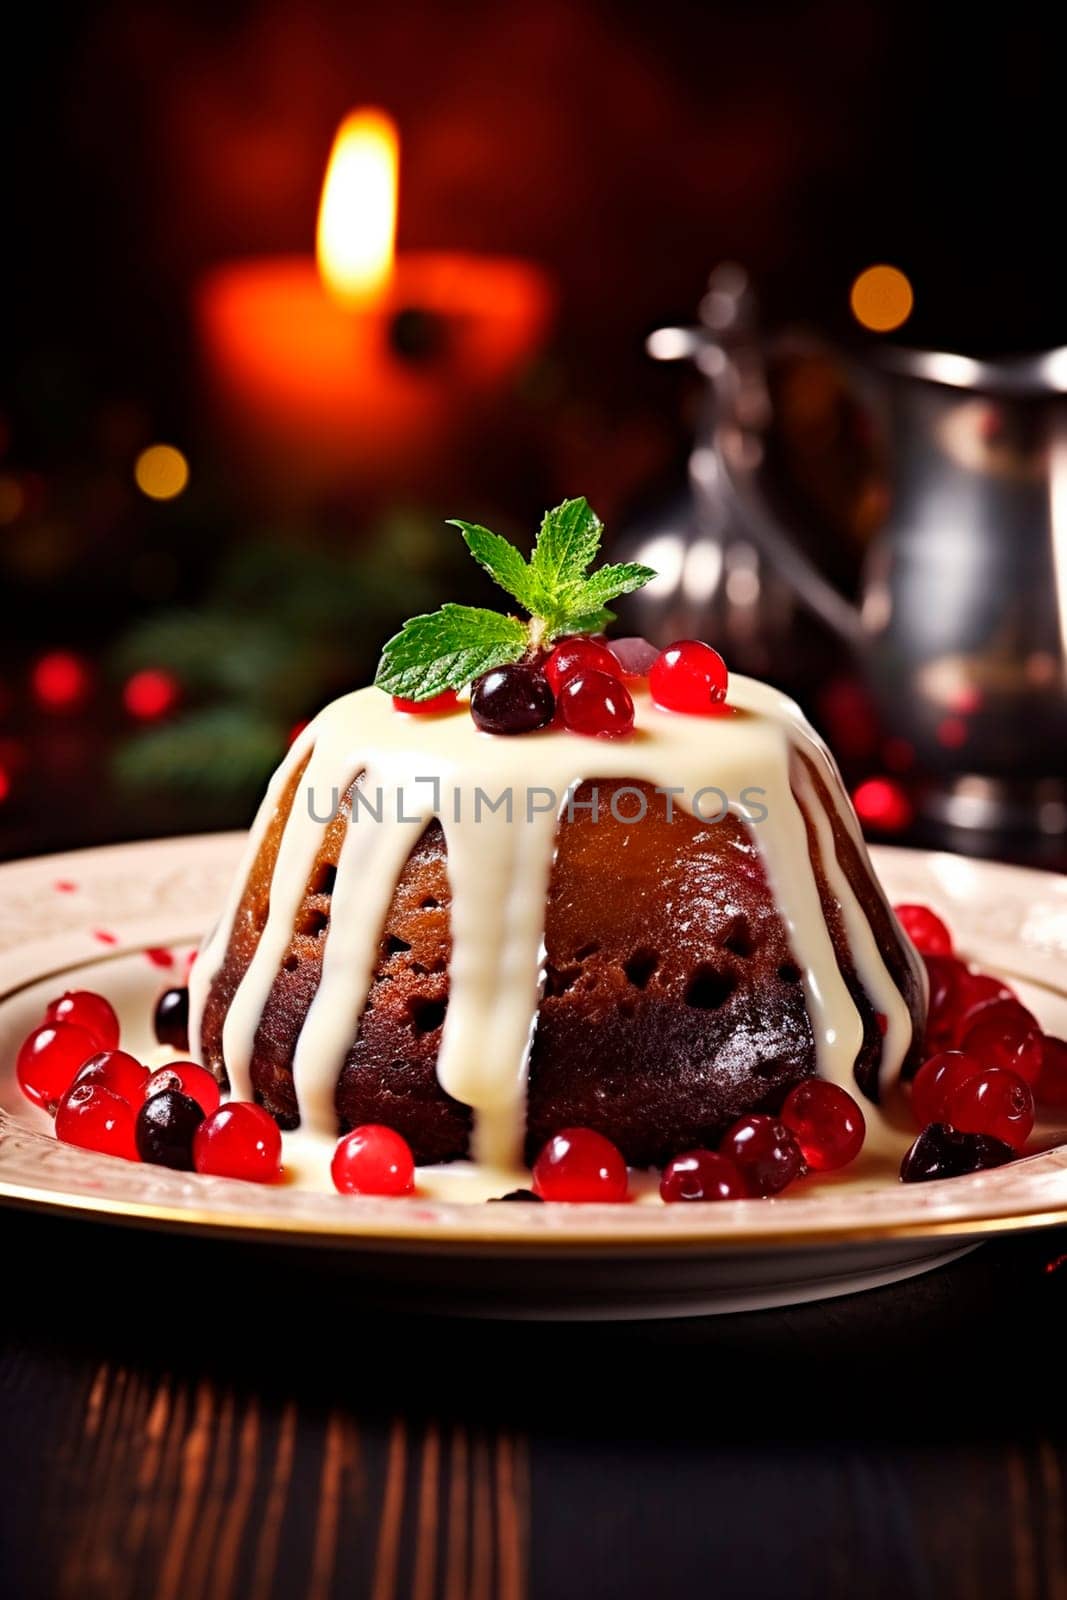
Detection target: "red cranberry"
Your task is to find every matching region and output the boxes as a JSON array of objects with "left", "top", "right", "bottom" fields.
[
  {"left": 16, "top": 1021, "right": 99, "bottom": 1109},
  {"left": 55, "top": 1083, "right": 139, "bottom": 1160},
  {"left": 331, "top": 1124, "right": 416, "bottom": 1196},
  {"left": 900, "top": 1122, "right": 1015, "bottom": 1183},
  {"left": 193, "top": 1103, "right": 283, "bottom": 1183},
  {"left": 532, "top": 1128, "right": 629, "bottom": 1202},
  {"left": 1037, "top": 1037, "right": 1067, "bottom": 1107},
  {"left": 153, "top": 986, "right": 190, "bottom": 1052},
  {"left": 959, "top": 1003, "right": 1043, "bottom": 1086},
  {"left": 649, "top": 639, "right": 729, "bottom": 714},
  {"left": 72, "top": 1050, "right": 148, "bottom": 1105},
  {"left": 470, "top": 664, "right": 554, "bottom": 735},
  {"left": 910, "top": 1050, "right": 982, "bottom": 1126},
  {"left": 135, "top": 1090, "right": 205, "bottom": 1169},
  {"left": 922, "top": 954, "right": 968, "bottom": 1051},
  {"left": 145, "top": 1061, "right": 220, "bottom": 1115},
  {"left": 44, "top": 990, "right": 120, "bottom": 1051},
  {"left": 780, "top": 1080, "right": 866, "bottom": 1171},
  {"left": 956, "top": 970, "right": 1017, "bottom": 1033},
  {"left": 944, "top": 1067, "right": 1034, "bottom": 1150},
  {"left": 893, "top": 904, "right": 953, "bottom": 957},
  {"left": 606, "top": 636, "right": 660, "bottom": 678},
  {"left": 559, "top": 670, "right": 635, "bottom": 738},
  {"left": 719, "top": 1114, "right": 804, "bottom": 1196},
  {"left": 660, "top": 1149, "right": 750, "bottom": 1202},
  {"left": 544, "top": 638, "right": 622, "bottom": 695},
  {"left": 391, "top": 689, "right": 460, "bottom": 715}
]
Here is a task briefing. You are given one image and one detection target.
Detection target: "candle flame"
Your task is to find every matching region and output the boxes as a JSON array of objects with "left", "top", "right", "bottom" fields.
[{"left": 316, "top": 109, "right": 398, "bottom": 305}]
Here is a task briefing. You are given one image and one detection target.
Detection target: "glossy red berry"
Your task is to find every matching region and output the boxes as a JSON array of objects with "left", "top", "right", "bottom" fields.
[
  {"left": 922, "top": 954, "right": 968, "bottom": 1051},
  {"left": 532, "top": 1128, "right": 629, "bottom": 1202},
  {"left": 331, "top": 1124, "right": 416, "bottom": 1196},
  {"left": 649, "top": 639, "right": 728, "bottom": 714},
  {"left": 660, "top": 1149, "right": 750, "bottom": 1202},
  {"left": 559, "top": 670, "right": 635, "bottom": 738},
  {"left": 956, "top": 970, "right": 1017, "bottom": 1033},
  {"left": 910, "top": 1050, "right": 983, "bottom": 1126},
  {"left": 719, "top": 1114, "right": 804, "bottom": 1196},
  {"left": 193, "top": 1103, "right": 283, "bottom": 1183},
  {"left": 54, "top": 1083, "right": 139, "bottom": 1160},
  {"left": 544, "top": 637, "right": 622, "bottom": 695},
  {"left": 145, "top": 1061, "right": 220, "bottom": 1115},
  {"left": 16, "top": 1021, "right": 99, "bottom": 1109},
  {"left": 959, "top": 1001, "right": 1043, "bottom": 1086},
  {"left": 153, "top": 986, "right": 190, "bottom": 1051},
  {"left": 780, "top": 1080, "right": 866, "bottom": 1171},
  {"left": 470, "top": 664, "right": 554, "bottom": 735},
  {"left": 944, "top": 1067, "right": 1034, "bottom": 1150},
  {"left": 392, "top": 689, "right": 460, "bottom": 715},
  {"left": 606, "top": 636, "right": 660, "bottom": 678},
  {"left": 893, "top": 904, "right": 953, "bottom": 957},
  {"left": 72, "top": 1050, "right": 149, "bottom": 1105},
  {"left": 1036, "top": 1037, "right": 1067, "bottom": 1107},
  {"left": 44, "top": 990, "right": 120, "bottom": 1051}
]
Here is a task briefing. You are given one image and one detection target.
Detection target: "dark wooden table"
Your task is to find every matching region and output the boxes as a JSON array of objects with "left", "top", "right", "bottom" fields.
[{"left": 3, "top": 1206, "right": 1066, "bottom": 1600}]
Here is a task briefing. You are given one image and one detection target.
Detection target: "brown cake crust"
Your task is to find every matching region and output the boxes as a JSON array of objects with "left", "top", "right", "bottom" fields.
[{"left": 199, "top": 758, "right": 924, "bottom": 1168}]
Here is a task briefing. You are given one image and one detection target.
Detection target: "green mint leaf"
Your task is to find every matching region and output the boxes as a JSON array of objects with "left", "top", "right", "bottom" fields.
[
  {"left": 528, "top": 498, "right": 603, "bottom": 615},
  {"left": 567, "top": 562, "right": 658, "bottom": 616},
  {"left": 548, "top": 607, "right": 616, "bottom": 640},
  {"left": 374, "top": 604, "right": 527, "bottom": 699},
  {"left": 447, "top": 520, "right": 538, "bottom": 611}
]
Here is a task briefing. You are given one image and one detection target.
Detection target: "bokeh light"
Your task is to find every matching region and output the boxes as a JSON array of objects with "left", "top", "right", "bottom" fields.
[
  {"left": 123, "top": 667, "right": 181, "bottom": 720},
  {"left": 0, "top": 475, "right": 26, "bottom": 525},
  {"left": 134, "top": 444, "right": 190, "bottom": 501},
  {"left": 849, "top": 265, "right": 914, "bottom": 333},
  {"left": 852, "top": 776, "right": 913, "bottom": 833},
  {"left": 0, "top": 766, "right": 10, "bottom": 805},
  {"left": 32, "top": 651, "right": 91, "bottom": 711}
]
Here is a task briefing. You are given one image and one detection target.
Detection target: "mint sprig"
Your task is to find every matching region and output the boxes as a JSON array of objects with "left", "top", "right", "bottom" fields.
[{"left": 375, "top": 498, "right": 656, "bottom": 700}]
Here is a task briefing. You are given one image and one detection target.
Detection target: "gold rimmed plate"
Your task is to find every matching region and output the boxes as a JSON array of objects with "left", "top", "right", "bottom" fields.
[{"left": 1, "top": 835, "right": 1066, "bottom": 1318}]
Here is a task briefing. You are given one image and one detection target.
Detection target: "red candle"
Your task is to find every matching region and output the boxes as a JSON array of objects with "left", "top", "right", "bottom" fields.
[{"left": 196, "top": 109, "right": 554, "bottom": 497}]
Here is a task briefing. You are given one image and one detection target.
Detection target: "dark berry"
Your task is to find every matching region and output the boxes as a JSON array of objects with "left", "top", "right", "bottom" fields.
[
  {"left": 660, "top": 1149, "right": 750, "bottom": 1202},
  {"left": 900, "top": 1122, "right": 1015, "bottom": 1183},
  {"left": 544, "top": 637, "right": 622, "bottom": 695},
  {"left": 135, "top": 1090, "right": 205, "bottom": 1170},
  {"left": 16, "top": 1021, "right": 99, "bottom": 1109},
  {"left": 489, "top": 1188, "right": 545, "bottom": 1203},
  {"left": 780, "top": 1079, "right": 865, "bottom": 1171},
  {"left": 331, "top": 1125, "right": 415, "bottom": 1196},
  {"left": 649, "top": 639, "right": 728, "bottom": 713},
  {"left": 470, "top": 664, "right": 554, "bottom": 735},
  {"left": 559, "top": 670, "right": 635, "bottom": 738},
  {"left": 532, "top": 1128, "right": 629, "bottom": 1202},
  {"left": 719, "top": 1114, "right": 804, "bottom": 1196},
  {"left": 45, "top": 990, "right": 120, "bottom": 1051},
  {"left": 893, "top": 903, "right": 953, "bottom": 956},
  {"left": 193, "top": 1103, "right": 283, "bottom": 1183},
  {"left": 153, "top": 986, "right": 190, "bottom": 1052}
]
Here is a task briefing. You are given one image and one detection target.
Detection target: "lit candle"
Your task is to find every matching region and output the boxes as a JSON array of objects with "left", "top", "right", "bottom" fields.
[{"left": 196, "top": 109, "right": 554, "bottom": 497}]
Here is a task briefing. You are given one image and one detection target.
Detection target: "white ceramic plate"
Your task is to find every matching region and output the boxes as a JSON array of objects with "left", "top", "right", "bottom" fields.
[{"left": 1, "top": 835, "right": 1066, "bottom": 1318}]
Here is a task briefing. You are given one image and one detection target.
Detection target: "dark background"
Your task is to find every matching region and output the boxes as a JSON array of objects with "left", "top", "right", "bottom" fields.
[{"left": 0, "top": 0, "right": 1061, "bottom": 859}]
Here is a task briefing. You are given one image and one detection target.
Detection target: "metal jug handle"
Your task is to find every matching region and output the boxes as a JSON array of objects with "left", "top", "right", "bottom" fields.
[{"left": 649, "top": 265, "right": 867, "bottom": 652}]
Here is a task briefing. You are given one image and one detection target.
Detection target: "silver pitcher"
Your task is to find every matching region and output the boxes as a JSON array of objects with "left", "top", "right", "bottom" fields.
[{"left": 628, "top": 265, "right": 1067, "bottom": 838}]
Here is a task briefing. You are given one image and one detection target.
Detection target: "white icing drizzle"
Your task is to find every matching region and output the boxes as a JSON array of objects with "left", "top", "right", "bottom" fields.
[{"left": 192, "top": 676, "right": 920, "bottom": 1166}]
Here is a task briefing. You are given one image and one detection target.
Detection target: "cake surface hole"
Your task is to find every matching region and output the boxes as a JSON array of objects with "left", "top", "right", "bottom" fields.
[
  {"left": 420, "top": 896, "right": 440, "bottom": 910},
  {"left": 778, "top": 961, "right": 803, "bottom": 984},
  {"left": 722, "top": 918, "right": 756, "bottom": 958},
  {"left": 575, "top": 942, "right": 600, "bottom": 961},
  {"left": 282, "top": 954, "right": 299, "bottom": 973},
  {"left": 310, "top": 862, "right": 337, "bottom": 896},
  {"left": 684, "top": 964, "right": 735, "bottom": 1011},
  {"left": 297, "top": 908, "right": 329, "bottom": 939},
  {"left": 622, "top": 948, "right": 659, "bottom": 990},
  {"left": 385, "top": 935, "right": 412, "bottom": 956},
  {"left": 409, "top": 997, "right": 447, "bottom": 1035}
]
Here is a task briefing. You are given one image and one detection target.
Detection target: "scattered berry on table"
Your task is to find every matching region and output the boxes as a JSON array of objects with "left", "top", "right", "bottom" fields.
[
  {"left": 780, "top": 1080, "right": 866, "bottom": 1171},
  {"left": 55, "top": 1083, "right": 139, "bottom": 1161},
  {"left": 470, "top": 664, "right": 555, "bottom": 735},
  {"left": 331, "top": 1124, "right": 416, "bottom": 1196},
  {"left": 943, "top": 1066, "right": 1034, "bottom": 1150},
  {"left": 606, "top": 636, "right": 660, "bottom": 678},
  {"left": 893, "top": 904, "right": 953, "bottom": 957},
  {"left": 532, "top": 1128, "right": 629, "bottom": 1202},
  {"left": 135, "top": 1090, "right": 205, "bottom": 1169},
  {"left": 193, "top": 1103, "right": 283, "bottom": 1183},
  {"left": 559, "top": 670, "right": 635, "bottom": 738},
  {"left": 153, "top": 987, "right": 190, "bottom": 1052},
  {"left": 44, "top": 991, "right": 120, "bottom": 1051},
  {"left": 145, "top": 1061, "right": 220, "bottom": 1116},
  {"left": 910, "top": 1050, "right": 983, "bottom": 1127},
  {"left": 72, "top": 1050, "right": 148, "bottom": 1106},
  {"left": 660, "top": 1149, "right": 750, "bottom": 1202},
  {"left": 900, "top": 1122, "right": 1015, "bottom": 1183},
  {"left": 16, "top": 1022, "right": 99, "bottom": 1109},
  {"left": 959, "top": 1001, "right": 1043, "bottom": 1086},
  {"left": 649, "top": 639, "right": 728, "bottom": 714},
  {"left": 392, "top": 689, "right": 460, "bottom": 715},
  {"left": 718, "top": 1114, "right": 804, "bottom": 1196}
]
